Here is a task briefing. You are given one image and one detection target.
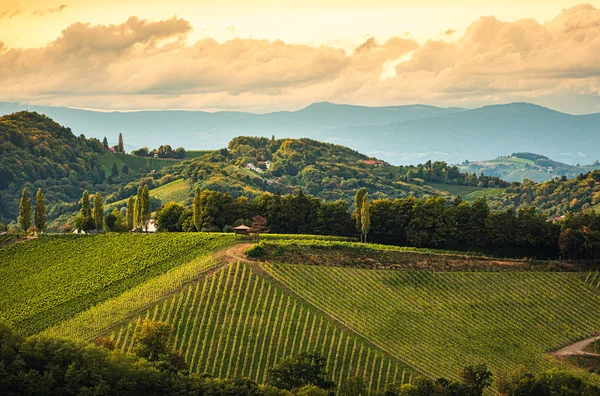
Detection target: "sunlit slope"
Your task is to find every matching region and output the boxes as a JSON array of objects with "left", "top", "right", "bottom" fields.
[
  {"left": 0, "top": 233, "right": 235, "bottom": 335},
  {"left": 108, "top": 262, "right": 416, "bottom": 392},
  {"left": 261, "top": 263, "right": 600, "bottom": 380}
]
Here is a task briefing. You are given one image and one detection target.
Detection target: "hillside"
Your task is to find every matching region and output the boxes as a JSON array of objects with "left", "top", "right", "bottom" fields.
[
  {"left": 1, "top": 235, "right": 595, "bottom": 394},
  {"left": 0, "top": 101, "right": 464, "bottom": 156},
  {"left": 459, "top": 152, "right": 600, "bottom": 183},
  {"left": 0, "top": 233, "right": 234, "bottom": 335}
]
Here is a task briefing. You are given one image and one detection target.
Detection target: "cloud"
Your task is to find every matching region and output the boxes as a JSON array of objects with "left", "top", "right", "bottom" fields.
[
  {"left": 31, "top": 4, "right": 67, "bottom": 16},
  {"left": 0, "top": 5, "right": 600, "bottom": 113},
  {"left": 0, "top": 7, "right": 20, "bottom": 19}
]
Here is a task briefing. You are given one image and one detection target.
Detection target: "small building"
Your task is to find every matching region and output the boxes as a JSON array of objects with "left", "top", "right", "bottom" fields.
[{"left": 233, "top": 225, "right": 252, "bottom": 235}]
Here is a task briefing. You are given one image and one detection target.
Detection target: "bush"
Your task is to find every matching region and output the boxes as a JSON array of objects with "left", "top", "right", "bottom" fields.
[{"left": 245, "top": 244, "right": 267, "bottom": 258}]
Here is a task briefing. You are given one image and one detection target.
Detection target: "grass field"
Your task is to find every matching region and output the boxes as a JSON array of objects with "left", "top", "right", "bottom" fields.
[
  {"left": 0, "top": 233, "right": 234, "bottom": 335},
  {"left": 261, "top": 262, "right": 600, "bottom": 383},
  {"left": 103, "top": 262, "right": 415, "bottom": 393},
  {"left": 106, "top": 179, "right": 192, "bottom": 210},
  {"left": 99, "top": 152, "right": 181, "bottom": 176}
]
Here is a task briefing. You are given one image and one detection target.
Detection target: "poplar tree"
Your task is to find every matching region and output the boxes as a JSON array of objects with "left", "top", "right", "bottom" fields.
[
  {"left": 18, "top": 188, "right": 32, "bottom": 232},
  {"left": 102, "top": 137, "right": 109, "bottom": 149},
  {"left": 354, "top": 188, "right": 367, "bottom": 241},
  {"left": 81, "top": 190, "right": 91, "bottom": 218},
  {"left": 193, "top": 187, "right": 202, "bottom": 231},
  {"left": 117, "top": 133, "right": 124, "bottom": 153},
  {"left": 142, "top": 185, "right": 151, "bottom": 232},
  {"left": 360, "top": 194, "right": 371, "bottom": 243},
  {"left": 93, "top": 192, "right": 104, "bottom": 232},
  {"left": 34, "top": 188, "right": 46, "bottom": 234},
  {"left": 126, "top": 196, "right": 135, "bottom": 231},
  {"left": 134, "top": 186, "right": 143, "bottom": 230}
]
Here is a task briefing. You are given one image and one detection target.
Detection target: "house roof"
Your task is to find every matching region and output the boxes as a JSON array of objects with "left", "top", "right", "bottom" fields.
[{"left": 233, "top": 225, "right": 252, "bottom": 230}]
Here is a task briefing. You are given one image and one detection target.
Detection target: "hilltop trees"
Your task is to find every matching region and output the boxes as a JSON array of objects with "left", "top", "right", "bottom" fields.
[
  {"left": 18, "top": 188, "right": 31, "bottom": 232},
  {"left": 34, "top": 188, "right": 46, "bottom": 233},
  {"left": 102, "top": 136, "right": 109, "bottom": 149}
]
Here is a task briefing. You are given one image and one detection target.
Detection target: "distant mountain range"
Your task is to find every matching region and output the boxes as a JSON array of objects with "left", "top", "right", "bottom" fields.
[{"left": 1, "top": 101, "right": 598, "bottom": 165}]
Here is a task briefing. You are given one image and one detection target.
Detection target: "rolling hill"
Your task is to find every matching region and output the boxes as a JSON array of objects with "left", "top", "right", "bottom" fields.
[{"left": 1, "top": 101, "right": 598, "bottom": 167}]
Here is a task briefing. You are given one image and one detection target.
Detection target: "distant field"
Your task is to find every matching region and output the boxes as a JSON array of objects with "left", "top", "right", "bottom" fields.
[
  {"left": 107, "top": 178, "right": 192, "bottom": 210},
  {"left": 262, "top": 262, "right": 600, "bottom": 382},
  {"left": 184, "top": 150, "right": 217, "bottom": 159},
  {"left": 488, "top": 157, "right": 534, "bottom": 166},
  {"left": 463, "top": 187, "right": 506, "bottom": 200},
  {"left": 104, "top": 262, "right": 415, "bottom": 393},
  {"left": 425, "top": 182, "right": 483, "bottom": 197},
  {"left": 0, "top": 233, "right": 234, "bottom": 335},
  {"left": 99, "top": 152, "right": 181, "bottom": 176}
]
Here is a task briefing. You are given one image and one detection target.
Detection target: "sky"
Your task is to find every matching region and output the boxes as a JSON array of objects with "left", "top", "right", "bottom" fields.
[{"left": 1, "top": 1, "right": 600, "bottom": 113}]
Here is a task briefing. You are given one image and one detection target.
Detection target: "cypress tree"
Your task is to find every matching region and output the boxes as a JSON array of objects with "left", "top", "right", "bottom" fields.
[
  {"left": 111, "top": 162, "right": 119, "bottom": 178},
  {"left": 93, "top": 192, "right": 104, "bottom": 231},
  {"left": 360, "top": 194, "right": 371, "bottom": 243},
  {"left": 134, "top": 186, "right": 143, "bottom": 230},
  {"left": 193, "top": 187, "right": 202, "bottom": 231},
  {"left": 18, "top": 188, "right": 32, "bottom": 232},
  {"left": 81, "top": 190, "right": 91, "bottom": 218},
  {"left": 34, "top": 188, "right": 46, "bottom": 234},
  {"left": 354, "top": 188, "right": 367, "bottom": 241},
  {"left": 142, "top": 185, "right": 150, "bottom": 232},
  {"left": 102, "top": 136, "right": 109, "bottom": 149},
  {"left": 126, "top": 196, "right": 135, "bottom": 231},
  {"left": 117, "top": 133, "right": 124, "bottom": 153}
]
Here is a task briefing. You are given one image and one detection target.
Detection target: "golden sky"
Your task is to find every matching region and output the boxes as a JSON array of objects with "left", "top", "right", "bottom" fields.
[{"left": 1, "top": 1, "right": 600, "bottom": 113}]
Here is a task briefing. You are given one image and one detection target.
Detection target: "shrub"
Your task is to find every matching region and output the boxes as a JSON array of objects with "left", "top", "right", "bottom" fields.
[{"left": 245, "top": 244, "right": 266, "bottom": 258}]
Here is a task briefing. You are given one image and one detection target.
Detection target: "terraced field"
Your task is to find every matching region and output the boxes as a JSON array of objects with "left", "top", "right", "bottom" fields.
[
  {"left": 0, "top": 233, "right": 235, "bottom": 335},
  {"left": 261, "top": 262, "right": 600, "bottom": 381},
  {"left": 106, "top": 262, "right": 414, "bottom": 393}
]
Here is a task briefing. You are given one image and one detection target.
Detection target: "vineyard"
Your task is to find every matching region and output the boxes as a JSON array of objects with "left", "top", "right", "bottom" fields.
[
  {"left": 0, "top": 233, "right": 235, "bottom": 335},
  {"left": 106, "top": 262, "right": 415, "bottom": 393},
  {"left": 106, "top": 178, "right": 192, "bottom": 211},
  {"left": 425, "top": 182, "right": 483, "bottom": 197},
  {"left": 184, "top": 150, "right": 217, "bottom": 159},
  {"left": 261, "top": 262, "right": 600, "bottom": 382}
]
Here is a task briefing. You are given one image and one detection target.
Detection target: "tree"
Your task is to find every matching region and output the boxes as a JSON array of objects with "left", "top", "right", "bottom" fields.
[
  {"left": 93, "top": 192, "right": 104, "bottom": 231},
  {"left": 34, "top": 188, "right": 46, "bottom": 234},
  {"left": 102, "top": 136, "right": 109, "bottom": 149},
  {"left": 126, "top": 196, "right": 135, "bottom": 231},
  {"left": 252, "top": 215, "right": 269, "bottom": 241},
  {"left": 122, "top": 163, "right": 129, "bottom": 174},
  {"left": 156, "top": 202, "right": 185, "bottom": 232},
  {"left": 338, "top": 376, "right": 368, "bottom": 396},
  {"left": 360, "top": 194, "right": 370, "bottom": 243},
  {"left": 268, "top": 351, "right": 335, "bottom": 391},
  {"left": 117, "top": 132, "right": 124, "bottom": 153},
  {"left": 133, "top": 320, "right": 172, "bottom": 361},
  {"left": 111, "top": 162, "right": 119, "bottom": 178},
  {"left": 459, "top": 364, "right": 493, "bottom": 396},
  {"left": 193, "top": 187, "right": 202, "bottom": 231},
  {"left": 74, "top": 190, "right": 95, "bottom": 232},
  {"left": 142, "top": 185, "right": 151, "bottom": 232},
  {"left": 354, "top": 188, "right": 367, "bottom": 241},
  {"left": 134, "top": 186, "right": 143, "bottom": 231},
  {"left": 18, "top": 188, "right": 32, "bottom": 232},
  {"left": 104, "top": 209, "right": 127, "bottom": 232}
]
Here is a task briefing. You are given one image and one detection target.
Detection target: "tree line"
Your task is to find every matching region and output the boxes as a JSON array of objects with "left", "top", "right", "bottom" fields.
[
  {"left": 1, "top": 320, "right": 598, "bottom": 396},
  {"left": 15, "top": 184, "right": 600, "bottom": 260}
]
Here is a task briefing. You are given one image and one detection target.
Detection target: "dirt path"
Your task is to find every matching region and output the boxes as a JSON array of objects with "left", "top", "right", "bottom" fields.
[
  {"left": 216, "top": 242, "right": 255, "bottom": 264},
  {"left": 553, "top": 335, "right": 600, "bottom": 357}
]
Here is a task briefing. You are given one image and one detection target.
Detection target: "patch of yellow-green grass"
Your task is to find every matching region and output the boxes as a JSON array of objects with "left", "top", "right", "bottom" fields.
[{"left": 106, "top": 179, "right": 192, "bottom": 210}]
